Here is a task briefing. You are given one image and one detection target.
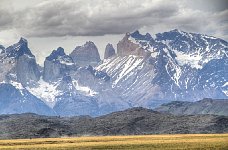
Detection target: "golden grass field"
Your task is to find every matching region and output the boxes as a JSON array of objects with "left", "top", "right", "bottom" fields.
[{"left": 0, "top": 134, "right": 227, "bottom": 150}]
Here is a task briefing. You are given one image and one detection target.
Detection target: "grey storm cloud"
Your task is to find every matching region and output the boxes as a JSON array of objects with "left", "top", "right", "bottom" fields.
[
  {"left": 0, "top": 0, "right": 228, "bottom": 40},
  {"left": 15, "top": 0, "right": 179, "bottom": 37},
  {"left": 0, "top": 7, "right": 13, "bottom": 29}
]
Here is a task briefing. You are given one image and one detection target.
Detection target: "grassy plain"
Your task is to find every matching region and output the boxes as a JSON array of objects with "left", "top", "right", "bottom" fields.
[{"left": 0, "top": 134, "right": 227, "bottom": 150}]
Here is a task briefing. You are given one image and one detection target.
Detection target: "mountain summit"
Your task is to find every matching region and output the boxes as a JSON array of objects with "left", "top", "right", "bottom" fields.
[
  {"left": 70, "top": 41, "right": 101, "bottom": 67},
  {"left": 6, "top": 37, "right": 34, "bottom": 58},
  {"left": 104, "top": 43, "right": 116, "bottom": 59}
]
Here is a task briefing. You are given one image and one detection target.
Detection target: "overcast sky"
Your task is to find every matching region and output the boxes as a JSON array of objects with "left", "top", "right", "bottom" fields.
[{"left": 0, "top": 0, "right": 227, "bottom": 65}]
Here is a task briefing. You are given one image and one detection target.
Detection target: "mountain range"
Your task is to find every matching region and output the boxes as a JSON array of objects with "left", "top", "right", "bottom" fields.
[{"left": 0, "top": 29, "right": 227, "bottom": 116}]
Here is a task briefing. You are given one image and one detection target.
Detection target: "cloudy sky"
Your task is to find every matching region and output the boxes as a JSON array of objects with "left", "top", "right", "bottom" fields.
[{"left": 0, "top": 0, "right": 227, "bottom": 65}]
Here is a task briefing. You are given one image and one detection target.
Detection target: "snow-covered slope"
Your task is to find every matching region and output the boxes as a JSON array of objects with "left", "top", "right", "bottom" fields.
[
  {"left": 156, "top": 29, "right": 227, "bottom": 69},
  {"left": 97, "top": 30, "right": 228, "bottom": 106},
  {"left": 97, "top": 56, "right": 161, "bottom": 107}
]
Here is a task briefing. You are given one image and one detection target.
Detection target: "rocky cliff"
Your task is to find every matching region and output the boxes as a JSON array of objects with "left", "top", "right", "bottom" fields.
[
  {"left": 43, "top": 47, "right": 75, "bottom": 82},
  {"left": 70, "top": 41, "right": 101, "bottom": 67},
  {"left": 104, "top": 43, "right": 116, "bottom": 59}
]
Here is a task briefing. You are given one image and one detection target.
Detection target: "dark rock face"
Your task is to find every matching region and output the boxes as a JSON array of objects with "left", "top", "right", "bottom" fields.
[
  {"left": 46, "top": 47, "right": 66, "bottom": 61},
  {"left": 0, "top": 83, "right": 55, "bottom": 115},
  {"left": 2, "top": 38, "right": 41, "bottom": 85},
  {"left": 43, "top": 60, "right": 64, "bottom": 82},
  {"left": 69, "top": 41, "right": 101, "bottom": 67},
  {"left": 0, "top": 107, "right": 228, "bottom": 139},
  {"left": 0, "top": 45, "right": 5, "bottom": 54},
  {"left": 43, "top": 47, "right": 75, "bottom": 82},
  {"left": 16, "top": 55, "right": 40, "bottom": 85},
  {"left": 155, "top": 98, "right": 228, "bottom": 116},
  {"left": 104, "top": 43, "right": 115, "bottom": 59}
]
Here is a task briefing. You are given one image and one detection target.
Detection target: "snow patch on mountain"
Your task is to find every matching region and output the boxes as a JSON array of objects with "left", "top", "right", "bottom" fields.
[
  {"left": 59, "top": 59, "right": 74, "bottom": 66},
  {"left": 150, "top": 51, "right": 159, "bottom": 57},
  {"left": 26, "top": 78, "right": 61, "bottom": 107},
  {"left": 72, "top": 80, "right": 98, "bottom": 96},
  {"left": 10, "top": 81, "right": 25, "bottom": 96},
  {"left": 174, "top": 50, "right": 203, "bottom": 69},
  {"left": 10, "top": 81, "right": 24, "bottom": 90}
]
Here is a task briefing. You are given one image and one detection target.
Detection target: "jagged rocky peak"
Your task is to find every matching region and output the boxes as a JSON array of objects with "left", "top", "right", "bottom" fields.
[
  {"left": 5, "top": 37, "right": 34, "bottom": 58},
  {"left": 155, "top": 29, "right": 228, "bottom": 68},
  {"left": 69, "top": 41, "right": 101, "bottom": 67},
  {"left": 104, "top": 43, "right": 116, "bottom": 59},
  {"left": 0, "top": 38, "right": 40, "bottom": 85},
  {"left": 43, "top": 47, "right": 74, "bottom": 82},
  {"left": 45, "top": 47, "right": 74, "bottom": 65},
  {"left": 155, "top": 28, "right": 228, "bottom": 51},
  {"left": 155, "top": 29, "right": 192, "bottom": 42},
  {"left": 117, "top": 30, "right": 152, "bottom": 57},
  {"left": 19, "top": 37, "right": 28, "bottom": 44},
  {"left": 130, "top": 30, "right": 152, "bottom": 41},
  {"left": 9, "top": 38, "right": 41, "bottom": 86},
  {"left": 46, "top": 47, "right": 65, "bottom": 61}
]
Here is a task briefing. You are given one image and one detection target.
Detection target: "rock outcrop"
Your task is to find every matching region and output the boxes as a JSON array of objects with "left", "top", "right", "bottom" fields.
[
  {"left": 104, "top": 43, "right": 115, "bottom": 59},
  {"left": 0, "top": 45, "right": 5, "bottom": 54},
  {"left": 4, "top": 38, "right": 41, "bottom": 85},
  {"left": 69, "top": 41, "right": 101, "bottom": 67},
  {"left": 117, "top": 31, "right": 151, "bottom": 58},
  {"left": 43, "top": 47, "right": 75, "bottom": 82},
  {"left": 16, "top": 54, "right": 41, "bottom": 85}
]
